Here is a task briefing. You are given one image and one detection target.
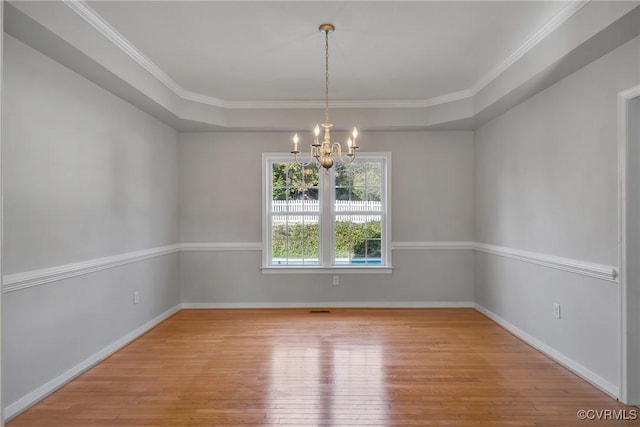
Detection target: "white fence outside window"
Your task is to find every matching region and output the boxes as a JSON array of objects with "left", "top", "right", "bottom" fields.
[{"left": 272, "top": 200, "right": 382, "bottom": 223}]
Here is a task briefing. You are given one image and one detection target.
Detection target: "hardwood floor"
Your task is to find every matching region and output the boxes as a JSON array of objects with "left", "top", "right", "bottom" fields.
[{"left": 7, "top": 308, "right": 638, "bottom": 426}]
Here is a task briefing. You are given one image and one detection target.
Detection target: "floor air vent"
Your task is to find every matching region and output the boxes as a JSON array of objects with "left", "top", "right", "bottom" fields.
[{"left": 309, "top": 310, "right": 331, "bottom": 314}]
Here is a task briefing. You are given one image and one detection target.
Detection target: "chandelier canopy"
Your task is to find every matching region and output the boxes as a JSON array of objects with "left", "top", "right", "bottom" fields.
[{"left": 291, "top": 23, "right": 360, "bottom": 170}]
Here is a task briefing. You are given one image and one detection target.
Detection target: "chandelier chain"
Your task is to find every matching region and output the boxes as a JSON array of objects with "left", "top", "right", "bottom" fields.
[{"left": 325, "top": 29, "right": 330, "bottom": 124}]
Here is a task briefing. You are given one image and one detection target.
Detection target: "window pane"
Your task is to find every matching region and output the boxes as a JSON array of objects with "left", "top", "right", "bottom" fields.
[
  {"left": 335, "top": 163, "right": 351, "bottom": 187},
  {"left": 364, "top": 220, "right": 381, "bottom": 239},
  {"left": 366, "top": 162, "right": 382, "bottom": 185},
  {"left": 334, "top": 215, "right": 383, "bottom": 265},
  {"left": 351, "top": 186, "right": 365, "bottom": 201},
  {"left": 272, "top": 162, "right": 319, "bottom": 201},
  {"left": 351, "top": 163, "right": 367, "bottom": 187},
  {"left": 332, "top": 156, "right": 385, "bottom": 265},
  {"left": 366, "top": 239, "right": 382, "bottom": 260},
  {"left": 271, "top": 214, "right": 319, "bottom": 266},
  {"left": 335, "top": 187, "right": 350, "bottom": 201},
  {"left": 366, "top": 187, "right": 382, "bottom": 202},
  {"left": 266, "top": 154, "right": 388, "bottom": 268}
]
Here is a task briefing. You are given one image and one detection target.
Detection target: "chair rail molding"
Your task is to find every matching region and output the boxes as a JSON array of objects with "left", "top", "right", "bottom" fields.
[
  {"left": 474, "top": 242, "right": 618, "bottom": 283},
  {"left": 4, "top": 241, "right": 619, "bottom": 294},
  {"left": 2, "top": 244, "right": 181, "bottom": 293}
]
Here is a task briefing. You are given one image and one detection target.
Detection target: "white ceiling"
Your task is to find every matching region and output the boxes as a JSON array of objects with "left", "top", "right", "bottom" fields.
[
  {"left": 6, "top": 1, "right": 639, "bottom": 130},
  {"left": 88, "top": 1, "right": 571, "bottom": 103}
]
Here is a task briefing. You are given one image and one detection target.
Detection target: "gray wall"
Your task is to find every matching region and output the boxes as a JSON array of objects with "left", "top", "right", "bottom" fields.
[
  {"left": 2, "top": 36, "right": 181, "bottom": 407},
  {"left": 0, "top": 3, "right": 5, "bottom": 424},
  {"left": 474, "top": 36, "right": 640, "bottom": 391},
  {"left": 626, "top": 95, "right": 640, "bottom": 404},
  {"left": 2, "top": 12, "right": 638, "bottom": 418},
  {"left": 179, "top": 131, "right": 475, "bottom": 304}
]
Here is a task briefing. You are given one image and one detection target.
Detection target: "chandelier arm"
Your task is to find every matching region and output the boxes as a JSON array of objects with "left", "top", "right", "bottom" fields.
[
  {"left": 331, "top": 142, "right": 356, "bottom": 164},
  {"left": 293, "top": 151, "right": 319, "bottom": 168}
]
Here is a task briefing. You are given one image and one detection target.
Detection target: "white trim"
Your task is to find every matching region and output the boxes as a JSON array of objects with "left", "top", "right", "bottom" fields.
[
  {"left": 3, "top": 304, "right": 181, "bottom": 421},
  {"left": 3, "top": 241, "right": 618, "bottom": 293},
  {"left": 618, "top": 85, "right": 640, "bottom": 405},
  {"left": 262, "top": 153, "right": 392, "bottom": 270},
  {"left": 0, "top": 2, "right": 4, "bottom": 424},
  {"left": 2, "top": 244, "right": 181, "bottom": 293},
  {"left": 475, "top": 303, "right": 619, "bottom": 398},
  {"left": 474, "top": 242, "right": 618, "bottom": 283},
  {"left": 260, "top": 266, "right": 393, "bottom": 275},
  {"left": 392, "top": 241, "right": 475, "bottom": 250},
  {"left": 183, "top": 92, "right": 473, "bottom": 110},
  {"left": 182, "top": 301, "right": 474, "bottom": 309},
  {"left": 62, "top": 0, "right": 583, "bottom": 111},
  {"left": 62, "top": 0, "right": 193, "bottom": 103},
  {"left": 470, "top": 1, "right": 588, "bottom": 95},
  {"left": 181, "top": 242, "right": 262, "bottom": 252}
]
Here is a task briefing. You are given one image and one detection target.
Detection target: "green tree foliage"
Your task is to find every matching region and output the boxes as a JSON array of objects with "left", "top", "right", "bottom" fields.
[
  {"left": 273, "top": 221, "right": 381, "bottom": 260},
  {"left": 335, "top": 162, "right": 382, "bottom": 201},
  {"left": 272, "top": 222, "right": 319, "bottom": 261},
  {"left": 272, "top": 163, "right": 319, "bottom": 200},
  {"left": 271, "top": 159, "right": 384, "bottom": 263}
]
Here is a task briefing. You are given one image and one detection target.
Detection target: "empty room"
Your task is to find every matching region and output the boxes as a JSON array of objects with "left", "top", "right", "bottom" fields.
[{"left": 1, "top": 1, "right": 640, "bottom": 426}]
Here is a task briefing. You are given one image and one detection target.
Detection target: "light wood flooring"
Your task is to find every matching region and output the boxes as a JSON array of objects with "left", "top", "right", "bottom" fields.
[{"left": 7, "top": 308, "right": 639, "bottom": 426}]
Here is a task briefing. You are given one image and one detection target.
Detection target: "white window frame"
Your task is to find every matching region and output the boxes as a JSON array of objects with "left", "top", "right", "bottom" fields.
[{"left": 262, "top": 152, "right": 392, "bottom": 274}]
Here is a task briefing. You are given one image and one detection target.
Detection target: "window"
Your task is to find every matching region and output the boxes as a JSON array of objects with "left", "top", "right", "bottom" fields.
[{"left": 263, "top": 153, "right": 391, "bottom": 271}]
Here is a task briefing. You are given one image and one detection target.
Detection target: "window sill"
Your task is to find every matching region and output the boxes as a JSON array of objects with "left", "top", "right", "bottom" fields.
[{"left": 260, "top": 266, "right": 393, "bottom": 275}]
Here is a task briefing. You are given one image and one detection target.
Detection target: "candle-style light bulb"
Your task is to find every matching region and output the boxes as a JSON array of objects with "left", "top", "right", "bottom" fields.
[
  {"left": 352, "top": 127, "right": 358, "bottom": 139},
  {"left": 293, "top": 133, "right": 299, "bottom": 152},
  {"left": 314, "top": 125, "right": 320, "bottom": 137},
  {"left": 348, "top": 138, "right": 353, "bottom": 148}
]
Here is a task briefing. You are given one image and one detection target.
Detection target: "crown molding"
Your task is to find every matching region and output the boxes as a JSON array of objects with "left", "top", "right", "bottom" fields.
[
  {"left": 183, "top": 90, "right": 473, "bottom": 110},
  {"left": 62, "top": 0, "right": 185, "bottom": 97},
  {"left": 61, "top": 0, "right": 584, "bottom": 111},
  {"left": 470, "top": 0, "right": 589, "bottom": 95}
]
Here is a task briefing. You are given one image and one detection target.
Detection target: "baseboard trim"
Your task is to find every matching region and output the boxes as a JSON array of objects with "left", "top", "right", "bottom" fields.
[
  {"left": 3, "top": 304, "right": 182, "bottom": 421},
  {"left": 474, "top": 303, "right": 619, "bottom": 398},
  {"left": 3, "top": 244, "right": 181, "bottom": 294},
  {"left": 181, "top": 301, "right": 475, "bottom": 309}
]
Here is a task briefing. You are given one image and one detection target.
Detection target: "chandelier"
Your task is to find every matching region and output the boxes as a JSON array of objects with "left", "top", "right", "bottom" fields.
[{"left": 291, "top": 23, "right": 359, "bottom": 170}]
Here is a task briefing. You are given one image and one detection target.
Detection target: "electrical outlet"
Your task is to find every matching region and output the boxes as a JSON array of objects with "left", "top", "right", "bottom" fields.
[
  {"left": 134, "top": 291, "right": 140, "bottom": 305},
  {"left": 333, "top": 276, "right": 340, "bottom": 286},
  {"left": 553, "top": 303, "right": 561, "bottom": 319}
]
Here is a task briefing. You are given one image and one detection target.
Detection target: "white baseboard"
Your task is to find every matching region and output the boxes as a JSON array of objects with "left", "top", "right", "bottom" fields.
[
  {"left": 181, "top": 301, "right": 475, "bottom": 309},
  {"left": 4, "top": 304, "right": 182, "bottom": 421},
  {"left": 474, "top": 303, "right": 619, "bottom": 398}
]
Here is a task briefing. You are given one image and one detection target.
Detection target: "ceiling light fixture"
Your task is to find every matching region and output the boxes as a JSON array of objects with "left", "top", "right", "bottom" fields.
[{"left": 291, "top": 23, "right": 359, "bottom": 170}]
